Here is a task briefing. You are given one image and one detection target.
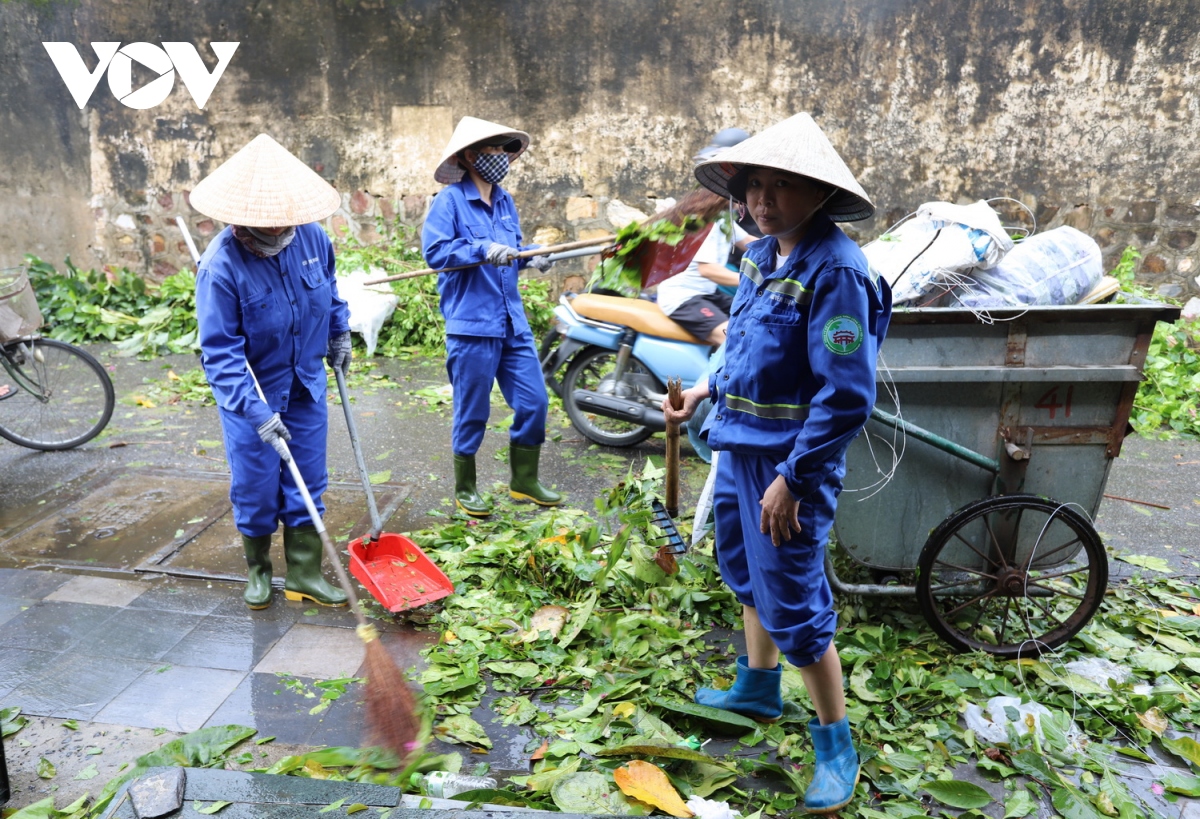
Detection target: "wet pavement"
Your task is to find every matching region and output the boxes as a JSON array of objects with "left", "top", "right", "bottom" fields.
[{"left": 1, "top": 347, "right": 1199, "bottom": 813}]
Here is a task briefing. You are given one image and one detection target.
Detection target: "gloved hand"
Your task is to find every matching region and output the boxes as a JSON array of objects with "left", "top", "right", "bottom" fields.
[
  {"left": 256, "top": 413, "right": 292, "bottom": 459},
  {"left": 485, "top": 243, "right": 520, "bottom": 266},
  {"left": 327, "top": 331, "right": 352, "bottom": 377},
  {"left": 526, "top": 254, "right": 554, "bottom": 272}
]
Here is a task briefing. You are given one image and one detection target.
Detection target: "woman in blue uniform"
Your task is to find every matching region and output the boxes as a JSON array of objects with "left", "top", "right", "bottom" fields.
[
  {"left": 422, "top": 116, "right": 561, "bottom": 517},
  {"left": 192, "top": 134, "right": 351, "bottom": 610},
  {"left": 664, "top": 114, "right": 892, "bottom": 814}
]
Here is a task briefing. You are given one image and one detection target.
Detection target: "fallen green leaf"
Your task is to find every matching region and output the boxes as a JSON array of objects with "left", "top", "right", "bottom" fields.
[
  {"left": 194, "top": 800, "right": 232, "bottom": 814},
  {"left": 37, "top": 757, "right": 56, "bottom": 779},
  {"left": 74, "top": 763, "right": 99, "bottom": 780},
  {"left": 318, "top": 799, "right": 346, "bottom": 813},
  {"left": 922, "top": 780, "right": 992, "bottom": 809}
]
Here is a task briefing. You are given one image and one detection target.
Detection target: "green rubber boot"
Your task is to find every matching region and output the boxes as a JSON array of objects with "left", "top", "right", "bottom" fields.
[
  {"left": 282, "top": 525, "right": 348, "bottom": 607},
  {"left": 241, "top": 533, "right": 274, "bottom": 610},
  {"left": 454, "top": 454, "right": 493, "bottom": 517},
  {"left": 509, "top": 444, "right": 563, "bottom": 506}
]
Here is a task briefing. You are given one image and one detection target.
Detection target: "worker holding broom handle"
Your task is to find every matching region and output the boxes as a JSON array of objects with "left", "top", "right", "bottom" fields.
[
  {"left": 192, "top": 134, "right": 351, "bottom": 611},
  {"left": 422, "top": 116, "right": 562, "bottom": 518},
  {"left": 663, "top": 114, "right": 892, "bottom": 814}
]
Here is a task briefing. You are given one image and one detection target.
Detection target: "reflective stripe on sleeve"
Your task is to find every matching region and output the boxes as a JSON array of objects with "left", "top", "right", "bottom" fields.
[
  {"left": 725, "top": 394, "right": 811, "bottom": 420},
  {"left": 739, "top": 259, "right": 813, "bottom": 304}
]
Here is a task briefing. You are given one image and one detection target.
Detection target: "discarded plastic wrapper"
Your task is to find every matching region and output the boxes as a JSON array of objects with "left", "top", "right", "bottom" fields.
[
  {"left": 339, "top": 268, "right": 399, "bottom": 356},
  {"left": 963, "top": 695, "right": 1084, "bottom": 750},
  {"left": 950, "top": 226, "right": 1102, "bottom": 309},
  {"left": 686, "top": 795, "right": 741, "bottom": 819}
]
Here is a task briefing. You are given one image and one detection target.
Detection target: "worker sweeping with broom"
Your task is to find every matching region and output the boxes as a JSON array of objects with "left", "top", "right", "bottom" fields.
[
  {"left": 191, "top": 134, "right": 351, "bottom": 611},
  {"left": 663, "top": 114, "right": 892, "bottom": 814},
  {"left": 422, "top": 116, "right": 562, "bottom": 517}
]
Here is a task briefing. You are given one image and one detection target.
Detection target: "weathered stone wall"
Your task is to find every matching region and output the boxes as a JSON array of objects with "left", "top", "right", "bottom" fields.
[{"left": 1, "top": 0, "right": 1198, "bottom": 297}]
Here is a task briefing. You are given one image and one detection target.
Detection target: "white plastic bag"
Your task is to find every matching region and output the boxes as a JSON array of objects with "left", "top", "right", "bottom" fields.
[
  {"left": 337, "top": 268, "right": 399, "bottom": 356},
  {"left": 951, "top": 226, "right": 1102, "bottom": 309},
  {"left": 863, "top": 201, "right": 1014, "bottom": 307},
  {"left": 963, "top": 695, "right": 1083, "bottom": 749}
]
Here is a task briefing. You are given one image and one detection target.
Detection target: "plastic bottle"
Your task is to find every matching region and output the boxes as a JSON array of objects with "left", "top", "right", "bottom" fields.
[{"left": 410, "top": 771, "right": 498, "bottom": 798}]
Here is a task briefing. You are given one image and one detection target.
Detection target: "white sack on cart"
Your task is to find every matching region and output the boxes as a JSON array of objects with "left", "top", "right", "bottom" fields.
[
  {"left": 863, "top": 201, "right": 1014, "bottom": 307},
  {"left": 337, "top": 268, "right": 399, "bottom": 356},
  {"left": 950, "top": 226, "right": 1102, "bottom": 309}
]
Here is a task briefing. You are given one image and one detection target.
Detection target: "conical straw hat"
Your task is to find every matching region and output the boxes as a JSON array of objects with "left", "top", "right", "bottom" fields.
[
  {"left": 694, "top": 113, "right": 874, "bottom": 222},
  {"left": 435, "top": 116, "right": 530, "bottom": 184},
  {"left": 190, "top": 134, "right": 341, "bottom": 228}
]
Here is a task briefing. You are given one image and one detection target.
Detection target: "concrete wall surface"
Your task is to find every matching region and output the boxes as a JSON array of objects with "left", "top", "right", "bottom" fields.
[{"left": 1, "top": 0, "right": 1197, "bottom": 297}]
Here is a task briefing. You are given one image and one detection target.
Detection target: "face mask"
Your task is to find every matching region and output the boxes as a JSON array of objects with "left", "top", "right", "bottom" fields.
[
  {"left": 244, "top": 226, "right": 297, "bottom": 257},
  {"left": 473, "top": 152, "right": 510, "bottom": 184}
]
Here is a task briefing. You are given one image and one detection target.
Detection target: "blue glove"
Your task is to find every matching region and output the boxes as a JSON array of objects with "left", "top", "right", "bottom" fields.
[
  {"left": 485, "top": 243, "right": 519, "bottom": 265},
  {"left": 256, "top": 413, "right": 292, "bottom": 459},
  {"left": 327, "top": 331, "right": 352, "bottom": 376}
]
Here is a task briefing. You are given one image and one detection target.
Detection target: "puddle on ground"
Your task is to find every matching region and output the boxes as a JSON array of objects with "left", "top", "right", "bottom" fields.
[{"left": 0, "top": 468, "right": 412, "bottom": 581}]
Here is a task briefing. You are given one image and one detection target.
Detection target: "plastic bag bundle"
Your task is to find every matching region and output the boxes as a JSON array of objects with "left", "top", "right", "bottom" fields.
[
  {"left": 0, "top": 267, "right": 43, "bottom": 342},
  {"left": 863, "top": 201, "right": 1014, "bottom": 307},
  {"left": 949, "top": 226, "right": 1102, "bottom": 309},
  {"left": 338, "top": 268, "right": 399, "bottom": 356}
]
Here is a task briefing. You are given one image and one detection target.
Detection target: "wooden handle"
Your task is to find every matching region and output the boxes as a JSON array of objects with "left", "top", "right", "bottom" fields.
[
  {"left": 665, "top": 378, "right": 684, "bottom": 518},
  {"left": 362, "top": 235, "right": 617, "bottom": 285}
]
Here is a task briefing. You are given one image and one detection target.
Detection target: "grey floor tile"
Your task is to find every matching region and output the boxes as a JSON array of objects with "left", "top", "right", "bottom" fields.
[
  {"left": 44, "top": 575, "right": 150, "bottom": 608},
  {"left": 253, "top": 624, "right": 366, "bottom": 679},
  {"left": 209, "top": 594, "right": 302, "bottom": 624},
  {"left": 0, "top": 569, "right": 71, "bottom": 600},
  {"left": 0, "top": 596, "right": 36, "bottom": 629},
  {"left": 70, "top": 608, "right": 204, "bottom": 661},
  {"left": 5, "top": 653, "right": 150, "bottom": 720},
  {"left": 0, "top": 601, "right": 119, "bottom": 652},
  {"left": 127, "top": 579, "right": 241, "bottom": 615},
  {"left": 0, "top": 647, "right": 58, "bottom": 699},
  {"left": 95, "top": 664, "right": 246, "bottom": 733},
  {"left": 203, "top": 671, "right": 362, "bottom": 746},
  {"left": 161, "top": 614, "right": 293, "bottom": 672}
]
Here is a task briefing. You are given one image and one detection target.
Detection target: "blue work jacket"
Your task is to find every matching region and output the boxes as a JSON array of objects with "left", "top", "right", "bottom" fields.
[
  {"left": 421, "top": 178, "right": 536, "bottom": 337},
  {"left": 705, "top": 213, "right": 892, "bottom": 500},
  {"left": 196, "top": 224, "right": 350, "bottom": 429}
]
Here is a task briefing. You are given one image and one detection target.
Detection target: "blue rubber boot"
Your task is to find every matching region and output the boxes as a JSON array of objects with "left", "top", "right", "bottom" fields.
[
  {"left": 694, "top": 656, "right": 783, "bottom": 723},
  {"left": 803, "top": 717, "right": 859, "bottom": 814}
]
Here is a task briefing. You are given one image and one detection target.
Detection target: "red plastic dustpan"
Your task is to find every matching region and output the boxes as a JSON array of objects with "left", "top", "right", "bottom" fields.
[
  {"left": 335, "top": 370, "right": 454, "bottom": 613},
  {"left": 349, "top": 533, "right": 453, "bottom": 612}
]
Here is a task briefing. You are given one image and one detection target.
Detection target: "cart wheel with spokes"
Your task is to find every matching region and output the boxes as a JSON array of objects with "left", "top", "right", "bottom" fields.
[{"left": 915, "top": 494, "right": 1107, "bottom": 658}]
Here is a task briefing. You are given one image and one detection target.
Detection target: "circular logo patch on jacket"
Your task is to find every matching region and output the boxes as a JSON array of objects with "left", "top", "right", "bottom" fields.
[{"left": 823, "top": 315, "right": 863, "bottom": 355}]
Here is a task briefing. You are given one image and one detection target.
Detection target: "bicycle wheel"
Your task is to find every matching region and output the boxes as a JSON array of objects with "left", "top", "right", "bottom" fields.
[
  {"left": 0, "top": 338, "right": 115, "bottom": 450},
  {"left": 916, "top": 494, "right": 1107, "bottom": 658}
]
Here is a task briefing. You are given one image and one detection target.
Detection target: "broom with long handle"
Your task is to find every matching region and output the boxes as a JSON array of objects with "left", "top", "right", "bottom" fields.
[
  {"left": 176, "top": 215, "right": 420, "bottom": 759},
  {"left": 246, "top": 364, "right": 421, "bottom": 760}
]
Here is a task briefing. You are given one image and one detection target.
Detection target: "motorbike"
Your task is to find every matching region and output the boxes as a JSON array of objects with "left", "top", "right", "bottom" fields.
[{"left": 540, "top": 292, "right": 713, "bottom": 447}]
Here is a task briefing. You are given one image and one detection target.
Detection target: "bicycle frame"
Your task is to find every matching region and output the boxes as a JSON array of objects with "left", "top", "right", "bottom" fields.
[{"left": 0, "top": 339, "right": 51, "bottom": 403}]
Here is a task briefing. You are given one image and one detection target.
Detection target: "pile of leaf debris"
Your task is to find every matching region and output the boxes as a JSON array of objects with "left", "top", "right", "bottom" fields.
[{"left": 12, "top": 464, "right": 1200, "bottom": 818}]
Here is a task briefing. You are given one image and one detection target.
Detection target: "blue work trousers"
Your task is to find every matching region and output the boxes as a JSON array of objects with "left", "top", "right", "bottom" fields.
[
  {"left": 712, "top": 450, "right": 843, "bottom": 667},
  {"left": 445, "top": 319, "right": 547, "bottom": 456},
  {"left": 218, "top": 385, "right": 329, "bottom": 537}
]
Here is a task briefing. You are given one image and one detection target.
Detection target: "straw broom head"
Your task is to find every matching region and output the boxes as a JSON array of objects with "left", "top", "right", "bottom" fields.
[{"left": 357, "top": 624, "right": 424, "bottom": 763}]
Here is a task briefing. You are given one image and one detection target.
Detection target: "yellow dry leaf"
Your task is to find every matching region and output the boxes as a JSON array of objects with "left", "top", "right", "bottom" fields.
[
  {"left": 1138, "top": 706, "right": 1168, "bottom": 735},
  {"left": 530, "top": 738, "right": 550, "bottom": 761},
  {"left": 303, "top": 760, "right": 330, "bottom": 780},
  {"left": 134, "top": 395, "right": 156, "bottom": 408},
  {"left": 612, "top": 702, "right": 637, "bottom": 719},
  {"left": 167, "top": 369, "right": 181, "bottom": 381},
  {"left": 522, "top": 605, "right": 569, "bottom": 642},
  {"left": 443, "top": 630, "right": 458, "bottom": 644},
  {"left": 539, "top": 535, "right": 568, "bottom": 546},
  {"left": 613, "top": 760, "right": 694, "bottom": 818}
]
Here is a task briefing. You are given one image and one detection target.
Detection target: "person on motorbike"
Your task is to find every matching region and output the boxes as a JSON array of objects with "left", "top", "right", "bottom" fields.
[
  {"left": 421, "top": 116, "right": 562, "bottom": 518},
  {"left": 192, "top": 134, "right": 351, "bottom": 611},
  {"left": 653, "top": 128, "right": 757, "bottom": 344},
  {"left": 662, "top": 114, "right": 892, "bottom": 814}
]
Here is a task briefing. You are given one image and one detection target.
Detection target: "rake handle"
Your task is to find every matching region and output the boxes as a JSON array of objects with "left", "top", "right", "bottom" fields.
[
  {"left": 665, "top": 378, "right": 684, "bottom": 518},
  {"left": 362, "top": 236, "right": 616, "bottom": 285}
]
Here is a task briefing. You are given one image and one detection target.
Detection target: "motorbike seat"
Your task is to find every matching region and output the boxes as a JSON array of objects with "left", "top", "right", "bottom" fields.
[{"left": 572, "top": 293, "right": 706, "bottom": 345}]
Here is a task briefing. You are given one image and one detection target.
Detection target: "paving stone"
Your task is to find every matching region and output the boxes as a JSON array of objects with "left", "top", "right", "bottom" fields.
[
  {"left": 127, "top": 579, "right": 240, "bottom": 616},
  {"left": 70, "top": 608, "right": 203, "bottom": 661},
  {"left": 0, "top": 569, "right": 70, "bottom": 600},
  {"left": 202, "top": 672, "right": 335, "bottom": 744},
  {"left": 208, "top": 594, "right": 302, "bottom": 624},
  {"left": 129, "top": 767, "right": 186, "bottom": 818},
  {"left": 0, "top": 596, "right": 35, "bottom": 628},
  {"left": 44, "top": 575, "right": 150, "bottom": 608},
  {"left": 95, "top": 665, "right": 246, "bottom": 733},
  {"left": 253, "top": 624, "right": 366, "bottom": 679},
  {"left": 0, "top": 647, "right": 57, "bottom": 699},
  {"left": 0, "top": 601, "right": 119, "bottom": 652},
  {"left": 162, "top": 613, "right": 292, "bottom": 671},
  {"left": 5, "top": 653, "right": 151, "bottom": 719}
]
